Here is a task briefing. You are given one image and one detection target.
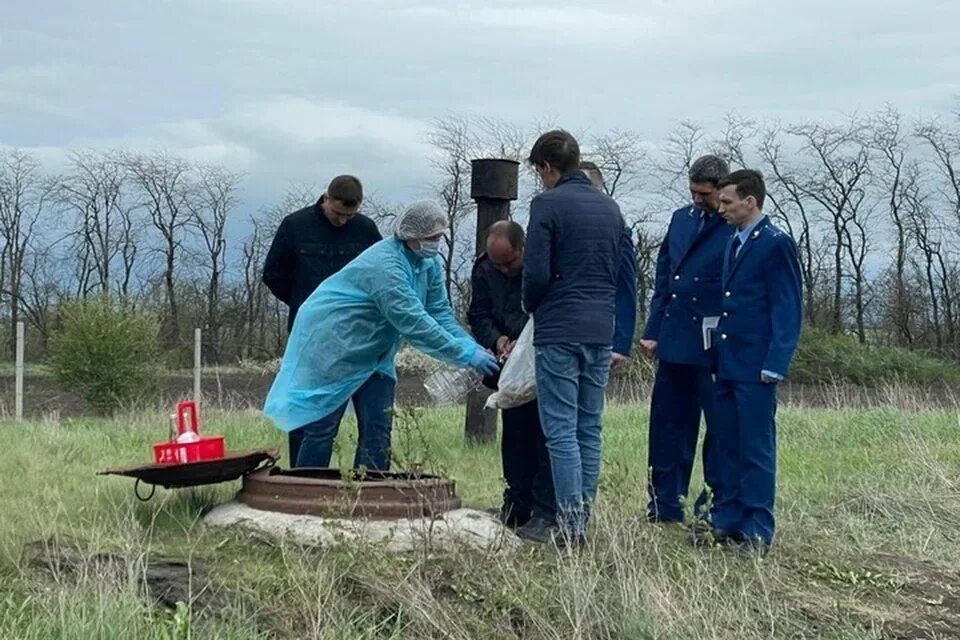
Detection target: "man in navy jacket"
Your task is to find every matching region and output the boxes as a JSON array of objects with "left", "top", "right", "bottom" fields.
[
  {"left": 522, "top": 130, "right": 629, "bottom": 547},
  {"left": 711, "top": 169, "right": 802, "bottom": 554},
  {"left": 641, "top": 156, "right": 733, "bottom": 524}
]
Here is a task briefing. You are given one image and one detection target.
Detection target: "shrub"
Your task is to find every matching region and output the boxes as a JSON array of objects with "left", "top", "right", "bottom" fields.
[
  {"left": 49, "top": 300, "right": 161, "bottom": 414},
  {"left": 790, "top": 327, "right": 960, "bottom": 386}
]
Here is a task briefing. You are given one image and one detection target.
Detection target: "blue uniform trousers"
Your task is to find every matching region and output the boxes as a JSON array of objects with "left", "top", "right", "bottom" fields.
[
  {"left": 710, "top": 380, "right": 778, "bottom": 545},
  {"left": 647, "top": 360, "right": 721, "bottom": 522}
]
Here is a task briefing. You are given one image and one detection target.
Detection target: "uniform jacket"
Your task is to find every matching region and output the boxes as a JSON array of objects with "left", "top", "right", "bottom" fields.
[
  {"left": 643, "top": 205, "right": 735, "bottom": 367},
  {"left": 714, "top": 216, "right": 803, "bottom": 382}
]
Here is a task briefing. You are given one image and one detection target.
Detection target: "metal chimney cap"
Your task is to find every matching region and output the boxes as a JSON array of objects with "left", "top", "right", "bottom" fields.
[{"left": 470, "top": 158, "right": 519, "bottom": 201}]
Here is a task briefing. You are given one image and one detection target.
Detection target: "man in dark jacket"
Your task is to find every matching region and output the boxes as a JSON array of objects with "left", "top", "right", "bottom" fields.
[
  {"left": 263, "top": 175, "right": 382, "bottom": 332},
  {"left": 523, "top": 130, "right": 629, "bottom": 547},
  {"left": 641, "top": 155, "right": 733, "bottom": 524},
  {"left": 262, "top": 175, "right": 382, "bottom": 465},
  {"left": 468, "top": 220, "right": 555, "bottom": 528}
]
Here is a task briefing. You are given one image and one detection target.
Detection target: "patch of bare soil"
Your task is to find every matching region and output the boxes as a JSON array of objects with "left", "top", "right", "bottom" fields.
[
  {"left": 22, "top": 537, "right": 272, "bottom": 631},
  {"left": 787, "top": 553, "right": 960, "bottom": 639}
]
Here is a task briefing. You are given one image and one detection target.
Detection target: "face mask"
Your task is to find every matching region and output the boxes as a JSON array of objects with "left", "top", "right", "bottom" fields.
[{"left": 413, "top": 240, "right": 441, "bottom": 259}]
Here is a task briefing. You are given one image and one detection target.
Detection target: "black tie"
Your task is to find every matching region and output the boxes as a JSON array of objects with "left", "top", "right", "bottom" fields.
[{"left": 729, "top": 236, "right": 742, "bottom": 271}]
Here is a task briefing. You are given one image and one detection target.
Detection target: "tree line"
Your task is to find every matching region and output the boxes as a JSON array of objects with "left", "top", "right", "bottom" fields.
[{"left": 1, "top": 102, "right": 958, "bottom": 366}]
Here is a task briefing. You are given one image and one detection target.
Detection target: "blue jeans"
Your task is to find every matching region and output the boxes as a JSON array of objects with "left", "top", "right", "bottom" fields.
[
  {"left": 535, "top": 344, "right": 612, "bottom": 537},
  {"left": 288, "top": 373, "right": 396, "bottom": 470}
]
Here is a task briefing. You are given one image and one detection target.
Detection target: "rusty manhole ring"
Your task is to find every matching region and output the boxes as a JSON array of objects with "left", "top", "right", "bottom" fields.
[{"left": 237, "top": 468, "right": 462, "bottom": 520}]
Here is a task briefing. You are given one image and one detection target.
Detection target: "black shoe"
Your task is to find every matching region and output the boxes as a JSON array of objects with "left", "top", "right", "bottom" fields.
[
  {"left": 689, "top": 523, "right": 737, "bottom": 548},
  {"left": 647, "top": 514, "right": 684, "bottom": 525},
  {"left": 733, "top": 538, "right": 771, "bottom": 559},
  {"left": 516, "top": 517, "right": 556, "bottom": 544}
]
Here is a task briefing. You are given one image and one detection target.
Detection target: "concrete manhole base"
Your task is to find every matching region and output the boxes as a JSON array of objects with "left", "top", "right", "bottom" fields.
[{"left": 204, "top": 501, "right": 521, "bottom": 554}]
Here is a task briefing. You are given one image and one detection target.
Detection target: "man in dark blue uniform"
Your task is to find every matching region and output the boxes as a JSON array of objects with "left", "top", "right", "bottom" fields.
[
  {"left": 711, "top": 169, "right": 802, "bottom": 555},
  {"left": 469, "top": 221, "right": 555, "bottom": 529},
  {"left": 641, "top": 155, "right": 733, "bottom": 524}
]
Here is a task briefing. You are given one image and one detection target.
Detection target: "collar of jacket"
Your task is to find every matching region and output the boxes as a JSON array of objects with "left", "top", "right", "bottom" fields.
[
  {"left": 555, "top": 170, "right": 592, "bottom": 188},
  {"left": 314, "top": 194, "right": 328, "bottom": 222},
  {"left": 477, "top": 253, "right": 523, "bottom": 280}
]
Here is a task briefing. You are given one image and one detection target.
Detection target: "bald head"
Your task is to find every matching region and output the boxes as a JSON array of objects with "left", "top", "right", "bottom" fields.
[
  {"left": 580, "top": 161, "right": 605, "bottom": 191},
  {"left": 486, "top": 220, "right": 524, "bottom": 276}
]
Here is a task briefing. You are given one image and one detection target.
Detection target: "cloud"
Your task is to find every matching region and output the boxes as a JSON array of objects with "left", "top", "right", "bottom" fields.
[{"left": 1, "top": 0, "right": 958, "bottom": 214}]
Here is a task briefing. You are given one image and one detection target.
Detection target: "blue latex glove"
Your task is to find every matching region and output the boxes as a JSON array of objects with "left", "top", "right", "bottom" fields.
[{"left": 468, "top": 347, "right": 500, "bottom": 376}]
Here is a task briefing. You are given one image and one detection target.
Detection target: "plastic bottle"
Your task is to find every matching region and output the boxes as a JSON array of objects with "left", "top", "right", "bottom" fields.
[{"left": 423, "top": 366, "right": 482, "bottom": 406}]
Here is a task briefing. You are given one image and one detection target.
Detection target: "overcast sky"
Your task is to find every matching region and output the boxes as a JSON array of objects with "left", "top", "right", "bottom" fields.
[{"left": 2, "top": 0, "right": 958, "bottom": 213}]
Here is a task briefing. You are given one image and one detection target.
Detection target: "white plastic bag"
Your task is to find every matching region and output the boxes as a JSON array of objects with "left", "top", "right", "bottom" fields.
[{"left": 485, "top": 318, "right": 537, "bottom": 410}]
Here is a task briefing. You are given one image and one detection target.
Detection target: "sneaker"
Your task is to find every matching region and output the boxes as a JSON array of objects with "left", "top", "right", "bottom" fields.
[{"left": 516, "top": 516, "right": 556, "bottom": 544}]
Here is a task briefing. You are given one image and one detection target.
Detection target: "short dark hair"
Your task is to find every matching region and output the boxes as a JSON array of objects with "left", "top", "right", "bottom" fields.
[
  {"left": 487, "top": 220, "right": 525, "bottom": 250},
  {"left": 718, "top": 169, "right": 766, "bottom": 210},
  {"left": 579, "top": 161, "right": 605, "bottom": 190},
  {"left": 327, "top": 175, "right": 363, "bottom": 207},
  {"left": 688, "top": 155, "right": 730, "bottom": 186},
  {"left": 528, "top": 130, "right": 580, "bottom": 174}
]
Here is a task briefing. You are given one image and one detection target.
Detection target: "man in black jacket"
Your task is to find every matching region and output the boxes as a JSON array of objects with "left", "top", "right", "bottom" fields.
[
  {"left": 468, "top": 220, "right": 555, "bottom": 528},
  {"left": 262, "top": 175, "right": 382, "bottom": 332},
  {"left": 523, "top": 130, "right": 627, "bottom": 547},
  {"left": 262, "top": 175, "right": 382, "bottom": 465}
]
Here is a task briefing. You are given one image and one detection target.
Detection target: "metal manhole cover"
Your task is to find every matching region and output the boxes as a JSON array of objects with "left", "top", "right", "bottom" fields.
[{"left": 238, "top": 467, "right": 462, "bottom": 519}]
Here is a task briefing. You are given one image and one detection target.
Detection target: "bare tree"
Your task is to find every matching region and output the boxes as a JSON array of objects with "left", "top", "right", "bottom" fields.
[
  {"left": 58, "top": 150, "right": 131, "bottom": 300},
  {"left": 757, "top": 125, "right": 825, "bottom": 324},
  {"left": 658, "top": 121, "right": 706, "bottom": 202},
  {"left": 427, "top": 116, "right": 475, "bottom": 299},
  {"left": 905, "top": 185, "right": 951, "bottom": 348},
  {"left": 239, "top": 215, "right": 269, "bottom": 359},
  {"left": 18, "top": 243, "right": 66, "bottom": 351},
  {"left": 186, "top": 165, "right": 241, "bottom": 363},
  {"left": 714, "top": 113, "right": 756, "bottom": 170},
  {"left": 0, "top": 149, "right": 57, "bottom": 355},
  {"left": 871, "top": 106, "right": 916, "bottom": 344},
  {"left": 915, "top": 115, "right": 960, "bottom": 224},
  {"left": 123, "top": 151, "right": 193, "bottom": 349},
  {"left": 586, "top": 129, "right": 648, "bottom": 199},
  {"left": 789, "top": 119, "right": 871, "bottom": 336}
]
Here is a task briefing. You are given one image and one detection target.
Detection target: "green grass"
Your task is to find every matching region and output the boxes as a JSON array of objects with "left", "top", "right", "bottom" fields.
[{"left": 2, "top": 400, "right": 960, "bottom": 638}]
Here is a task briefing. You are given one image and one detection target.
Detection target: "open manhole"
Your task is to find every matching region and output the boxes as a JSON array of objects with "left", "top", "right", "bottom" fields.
[{"left": 237, "top": 467, "right": 462, "bottom": 519}]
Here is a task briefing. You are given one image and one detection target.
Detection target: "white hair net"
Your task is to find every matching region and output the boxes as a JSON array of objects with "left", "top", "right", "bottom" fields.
[{"left": 394, "top": 200, "right": 447, "bottom": 240}]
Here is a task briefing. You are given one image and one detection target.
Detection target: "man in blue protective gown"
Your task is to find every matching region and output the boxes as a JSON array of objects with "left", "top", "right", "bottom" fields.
[
  {"left": 264, "top": 200, "right": 500, "bottom": 470},
  {"left": 710, "top": 169, "right": 802, "bottom": 556},
  {"left": 641, "top": 155, "right": 733, "bottom": 524}
]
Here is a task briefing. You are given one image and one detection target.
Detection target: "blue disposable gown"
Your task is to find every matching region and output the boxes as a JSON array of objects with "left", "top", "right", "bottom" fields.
[{"left": 264, "top": 237, "right": 479, "bottom": 432}]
